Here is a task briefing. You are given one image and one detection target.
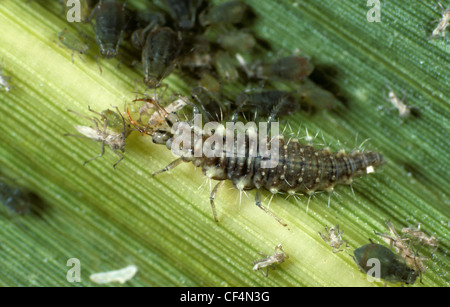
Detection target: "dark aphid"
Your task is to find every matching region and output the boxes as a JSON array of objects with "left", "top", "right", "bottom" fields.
[
  {"left": 127, "top": 98, "right": 385, "bottom": 226},
  {"left": 199, "top": 1, "right": 248, "bottom": 26},
  {"left": 353, "top": 242, "right": 419, "bottom": 285},
  {"left": 164, "top": 0, "right": 203, "bottom": 30},
  {"left": 131, "top": 11, "right": 166, "bottom": 50},
  {"left": 252, "top": 244, "right": 289, "bottom": 277},
  {"left": 0, "top": 177, "right": 33, "bottom": 215},
  {"left": 233, "top": 90, "right": 298, "bottom": 120},
  {"left": 57, "top": 29, "right": 90, "bottom": 63},
  {"left": 255, "top": 56, "right": 314, "bottom": 82},
  {"left": 66, "top": 106, "right": 133, "bottom": 169},
  {"left": 0, "top": 59, "right": 11, "bottom": 92},
  {"left": 191, "top": 86, "right": 230, "bottom": 122},
  {"left": 142, "top": 27, "right": 183, "bottom": 88},
  {"left": 90, "top": 0, "right": 127, "bottom": 59}
]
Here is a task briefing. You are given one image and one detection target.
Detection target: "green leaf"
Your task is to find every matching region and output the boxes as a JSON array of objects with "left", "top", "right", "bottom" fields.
[{"left": 0, "top": 0, "right": 448, "bottom": 287}]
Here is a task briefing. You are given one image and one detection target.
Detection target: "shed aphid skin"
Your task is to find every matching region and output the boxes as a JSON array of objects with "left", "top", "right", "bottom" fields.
[
  {"left": 353, "top": 240, "right": 419, "bottom": 285},
  {"left": 374, "top": 220, "right": 429, "bottom": 283},
  {"left": 66, "top": 106, "right": 132, "bottom": 169},
  {"left": 57, "top": 29, "right": 90, "bottom": 63},
  {"left": 142, "top": 27, "right": 183, "bottom": 88},
  {"left": 0, "top": 176, "right": 33, "bottom": 215},
  {"left": 386, "top": 86, "right": 410, "bottom": 118},
  {"left": 90, "top": 265, "right": 138, "bottom": 284},
  {"left": 319, "top": 225, "right": 349, "bottom": 253},
  {"left": 429, "top": 2, "right": 450, "bottom": 40},
  {"left": 127, "top": 98, "right": 385, "bottom": 227},
  {"left": 0, "top": 59, "right": 11, "bottom": 92},
  {"left": 90, "top": 0, "right": 127, "bottom": 59},
  {"left": 252, "top": 244, "right": 289, "bottom": 277},
  {"left": 402, "top": 223, "right": 439, "bottom": 249}
]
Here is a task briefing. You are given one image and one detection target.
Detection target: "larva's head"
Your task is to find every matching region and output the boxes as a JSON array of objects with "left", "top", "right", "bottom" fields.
[{"left": 349, "top": 150, "right": 385, "bottom": 177}]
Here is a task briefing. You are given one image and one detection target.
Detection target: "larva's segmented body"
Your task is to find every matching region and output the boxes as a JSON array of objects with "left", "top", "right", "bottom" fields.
[
  {"left": 127, "top": 98, "right": 384, "bottom": 226},
  {"left": 196, "top": 138, "right": 383, "bottom": 195}
]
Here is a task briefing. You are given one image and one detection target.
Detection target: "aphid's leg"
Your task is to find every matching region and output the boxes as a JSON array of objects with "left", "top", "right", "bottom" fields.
[
  {"left": 263, "top": 268, "right": 269, "bottom": 277},
  {"left": 83, "top": 140, "right": 105, "bottom": 166},
  {"left": 67, "top": 108, "right": 95, "bottom": 121},
  {"left": 87, "top": 105, "right": 103, "bottom": 118},
  {"left": 255, "top": 189, "right": 287, "bottom": 227},
  {"left": 152, "top": 158, "right": 184, "bottom": 176},
  {"left": 112, "top": 151, "right": 124, "bottom": 170},
  {"left": 94, "top": 55, "right": 103, "bottom": 75},
  {"left": 209, "top": 181, "right": 225, "bottom": 222}
]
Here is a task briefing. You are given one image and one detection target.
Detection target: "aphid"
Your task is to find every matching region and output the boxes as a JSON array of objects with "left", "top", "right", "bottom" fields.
[
  {"left": 254, "top": 56, "right": 314, "bottom": 82},
  {"left": 142, "top": 27, "right": 183, "bottom": 88},
  {"left": 0, "top": 59, "right": 11, "bottom": 92},
  {"left": 57, "top": 29, "right": 90, "bottom": 63},
  {"left": 233, "top": 90, "right": 298, "bottom": 121},
  {"left": 199, "top": 1, "right": 248, "bottom": 26},
  {"left": 402, "top": 223, "right": 439, "bottom": 249},
  {"left": 374, "top": 220, "right": 428, "bottom": 282},
  {"left": 213, "top": 50, "right": 239, "bottom": 83},
  {"left": 90, "top": 0, "right": 127, "bottom": 59},
  {"left": 319, "top": 225, "right": 349, "bottom": 253},
  {"left": 299, "top": 80, "right": 340, "bottom": 110},
  {"left": 164, "top": 0, "right": 203, "bottom": 30},
  {"left": 66, "top": 106, "right": 132, "bottom": 169},
  {"left": 217, "top": 30, "right": 256, "bottom": 54},
  {"left": 191, "top": 86, "right": 230, "bottom": 122},
  {"left": 353, "top": 241, "right": 419, "bottom": 285},
  {"left": 127, "top": 98, "right": 385, "bottom": 226},
  {"left": 0, "top": 176, "right": 33, "bottom": 215},
  {"left": 90, "top": 265, "right": 138, "bottom": 284},
  {"left": 429, "top": 2, "right": 450, "bottom": 40},
  {"left": 252, "top": 244, "right": 289, "bottom": 277},
  {"left": 386, "top": 86, "right": 410, "bottom": 118},
  {"left": 131, "top": 12, "right": 166, "bottom": 50}
]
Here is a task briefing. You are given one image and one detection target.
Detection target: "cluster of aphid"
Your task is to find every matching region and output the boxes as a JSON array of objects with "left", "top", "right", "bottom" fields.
[
  {"left": 318, "top": 221, "right": 439, "bottom": 286},
  {"left": 64, "top": 0, "right": 386, "bottom": 228},
  {"left": 55, "top": 1, "right": 443, "bottom": 285}
]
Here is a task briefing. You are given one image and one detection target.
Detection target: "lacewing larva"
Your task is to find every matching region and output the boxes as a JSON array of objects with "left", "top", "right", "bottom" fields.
[{"left": 126, "top": 97, "right": 385, "bottom": 227}]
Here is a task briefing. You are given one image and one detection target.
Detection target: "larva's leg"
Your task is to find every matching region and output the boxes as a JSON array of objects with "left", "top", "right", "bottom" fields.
[
  {"left": 255, "top": 189, "right": 288, "bottom": 227},
  {"left": 210, "top": 181, "right": 225, "bottom": 222},
  {"left": 152, "top": 158, "right": 183, "bottom": 176}
]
